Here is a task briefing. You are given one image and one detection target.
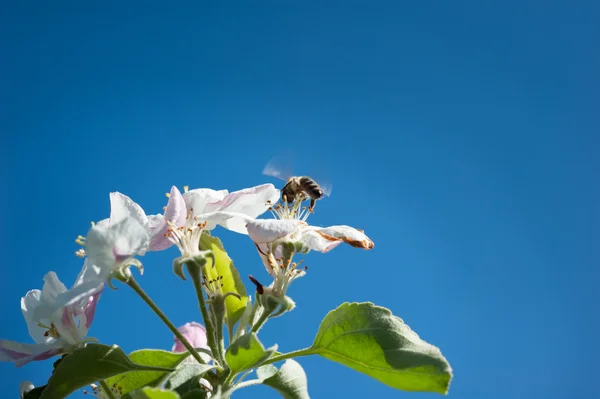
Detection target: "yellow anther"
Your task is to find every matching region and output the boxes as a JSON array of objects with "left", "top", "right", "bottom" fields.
[{"left": 75, "top": 249, "right": 86, "bottom": 258}]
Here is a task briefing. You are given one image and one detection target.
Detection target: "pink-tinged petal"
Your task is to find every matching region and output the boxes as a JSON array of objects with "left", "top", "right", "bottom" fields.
[
  {"left": 303, "top": 225, "right": 374, "bottom": 251},
  {"left": 172, "top": 322, "right": 208, "bottom": 352},
  {"left": 53, "top": 307, "right": 79, "bottom": 346},
  {"left": 21, "top": 290, "right": 49, "bottom": 345},
  {"left": 183, "top": 188, "right": 228, "bottom": 215},
  {"left": 109, "top": 192, "right": 149, "bottom": 226},
  {"left": 83, "top": 286, "right": 103, "bottom": 330},
  {"left": 148, "top": 186, "right": 187, "bottom": 251},
  {"left": 32, "top": 279, "right": 104, "bottom": 323},
  {"left": 246, "top": 219, "right": 304, "bottom": 243},
  {"left": 0, "top": 340, "right": 63, "bottom": 367},
  {"left": 20, "top": 381, "right": 34, "bottom": 398},
  {"left": 205, "top": 184, "right": 280, "bottom": 219}
]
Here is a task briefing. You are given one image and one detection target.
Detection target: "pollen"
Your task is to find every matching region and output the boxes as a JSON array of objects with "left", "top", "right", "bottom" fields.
[{"left": 75, "top": 249, "right": 86, "bottom": 258}]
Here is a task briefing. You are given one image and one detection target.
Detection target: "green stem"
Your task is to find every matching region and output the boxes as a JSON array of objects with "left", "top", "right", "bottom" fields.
[
  {"left": 260, "top": 347, "right": 316, "bottom": 366},
  {"left": 250, "top": 306, "right": 273, "bottom": 333},
  {"left": 232, "top": 378, "right": 264, "bottom": 391},
  {"left": 223, "top": 372, "right": 237, "bottom": 388},
  {"left": 126, "top": 276, "right": 206, "bottom": 365},
  {"left": 187, "top": 261, "right": 226, "bottom": 368},
  {"left": 99, "top": 380, "right": 117, "bottom": 399}
]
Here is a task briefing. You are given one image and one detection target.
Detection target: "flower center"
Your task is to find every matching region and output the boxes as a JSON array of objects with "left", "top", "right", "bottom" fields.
[
  {"left": 38, "top": 321, "right": 60, "bottom": 339},
  {"left": 202, "top": 273, "right": 224, "bottom": 298},
  {"left": 165, "top": 208, "right": 207, "bottom": 258},
  {"left": 268, "top": 194, "right": 312, "bottom": 222},
  {"left": 267, "top": 252, "right": 308, "bottom": 296}
]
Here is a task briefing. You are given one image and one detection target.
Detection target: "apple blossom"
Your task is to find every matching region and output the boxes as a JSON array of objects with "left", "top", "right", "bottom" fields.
[{"left": 0, "top": 271, "right": 101, "bottom": 367}]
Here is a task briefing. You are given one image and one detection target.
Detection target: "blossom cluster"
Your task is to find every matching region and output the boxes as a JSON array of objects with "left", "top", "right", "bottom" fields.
[{"left": 1, "top": 182, "right": 373, "bottom": 395}]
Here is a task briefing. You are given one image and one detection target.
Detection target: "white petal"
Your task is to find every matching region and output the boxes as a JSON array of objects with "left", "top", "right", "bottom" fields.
[
  {"left": 41, "top": 272, "right": 67, "bottom": 305},
  {"left": 197, "top": 211, "right": 254, "bottom": 234},
  {"left": 74, "top": 259, "right": 101, "bottom": 287},
  {"left": 205, "top": 184, "right": 280, "bottom": 220},
  {"left": 20, "top": 290, "right": 50, "bottom": 344},
  {"left": 183, "top": 188, "right": 228, "bottom": 215},
  {"left": 246, "top": 219, "right": 304, "bottom": 243},
  {"left": 303, "top": 225, "right": 374, "bottom": 251},
  {"left": 85, "top": 217, "right": 149, "bottom": 273},
  {"left": 109, "top": 192, "right": 149, "bottom": 226}
]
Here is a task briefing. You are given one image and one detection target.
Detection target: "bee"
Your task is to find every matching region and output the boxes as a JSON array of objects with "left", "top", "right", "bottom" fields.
[{"left": 262, "top": 156, "right": 332, "bottom": 211}]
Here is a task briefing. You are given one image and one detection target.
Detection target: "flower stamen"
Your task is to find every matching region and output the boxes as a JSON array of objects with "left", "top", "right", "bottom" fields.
[
  {"left": 202, "top": 274, "right": 224, "bottom": 298},
  {"left": 38, "top": 322, "right": 60, "bottom": 339},
  {"left": 75, "top": 235, "right": 86, "bottom": 246}
]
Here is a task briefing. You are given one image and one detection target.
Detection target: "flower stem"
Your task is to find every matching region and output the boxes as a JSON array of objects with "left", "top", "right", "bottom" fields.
[
  {"left": 187, "top": 261, "right": 226, "bottom": 369},
  {"left": 126, "top": 275, "right": 206, "bottom": 365},
  {"left": 260, "top": 347, "right": 316, "bottom": 366},
  {"left": 99, "top": 380, "right": 117, "bottom": 399},
  {"left": 250, "top": 307, "right": 273, "bottom": 333}
]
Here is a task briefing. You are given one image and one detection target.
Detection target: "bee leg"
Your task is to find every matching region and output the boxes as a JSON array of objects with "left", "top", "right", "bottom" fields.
[{"left": 309, "top": 198, "right": 316, "bottom": 213}]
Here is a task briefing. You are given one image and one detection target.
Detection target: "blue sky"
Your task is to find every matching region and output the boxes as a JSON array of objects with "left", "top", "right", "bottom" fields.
[{"left": 1, "top": 1, "right": 599, "bottom": 398}]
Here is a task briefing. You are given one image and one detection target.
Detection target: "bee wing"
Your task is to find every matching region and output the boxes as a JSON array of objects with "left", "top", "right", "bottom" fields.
[
  {"left": 319, "top": 181, "right": 333, "bottom": 197},
  {"left": 262, "top": 153, "right": 294, "bottom": 182}
]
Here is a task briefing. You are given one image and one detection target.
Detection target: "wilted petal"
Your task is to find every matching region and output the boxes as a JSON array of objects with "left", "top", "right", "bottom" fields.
[
  {"left": 109, "top": 192, "right": 149, "bottom": 226},
  {"left": 247, "top": 219, "right": 304, "bottom": 243},
  {"left": 148, "top": 186, "right": 188, "bottom": 251},
  {"left": 0, "top": 340, "right": 62, "bottom": 367},
  {"left": 205, "top": 184, "right": 280, "bottom": 218},
  {"left": 21, "top": 290, "right": 49, "bottom": 345},
  {"left": 20, "top": 381, "right": 34, "bottom": 398},
  {"left": 183, "top": 188, "right": 228, "bottom": 215},
  {"left": 172, "top": 322, "right": 208, "bottom": 352},
  {"left": 303, "top": 225, "right": 374, "bottom": 251}
]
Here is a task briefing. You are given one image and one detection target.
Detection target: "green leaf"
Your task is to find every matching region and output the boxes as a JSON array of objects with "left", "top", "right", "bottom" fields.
[
  {"left": 256, "top": 360, "right": 310, "bottom": 399},
  {"left": 166, "top": 363, "right": 216, "bottom": 393},
  {"left": 130, "top": 387, "right": 181, "bottom": 399},
  {"left": 311, "top": 302, "right": 452, "bottom": 394},
  {"left": 106, "top": 349, "right": 190, "bottom": 397},
  {"left": 200, "top": 233, "right": 248, "bottom": 331},
  {"left": 225, "top": 333, "right": 277, "bottom": 375},
  {"left": 39, "top": 344, "right": 175, "bottom": 399}
]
